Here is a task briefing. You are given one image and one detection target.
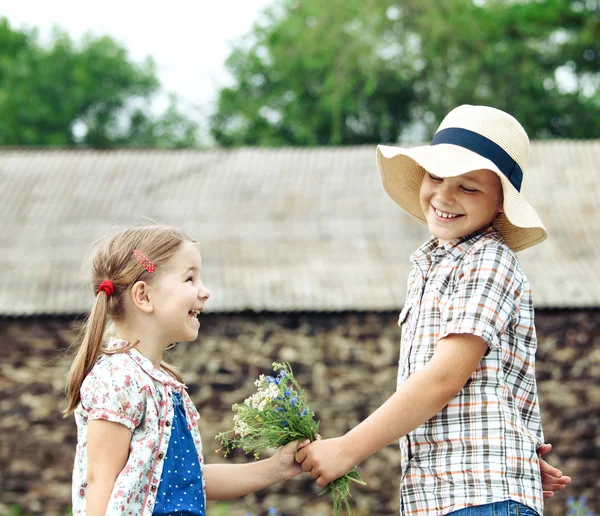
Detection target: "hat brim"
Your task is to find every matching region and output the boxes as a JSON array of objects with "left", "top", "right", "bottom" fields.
[{"left": 376, "top": 143, "right": 547, "bottom": 252}]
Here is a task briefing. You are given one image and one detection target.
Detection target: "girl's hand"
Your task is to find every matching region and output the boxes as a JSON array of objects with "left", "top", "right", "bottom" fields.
[{"left": 272, "top": 439, "right": 311, "bottom": 481}]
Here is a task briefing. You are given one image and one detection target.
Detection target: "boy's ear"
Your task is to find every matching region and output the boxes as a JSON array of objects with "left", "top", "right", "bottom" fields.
[{"left": 130, "top": 281, "right": 153, "bottom": 314}]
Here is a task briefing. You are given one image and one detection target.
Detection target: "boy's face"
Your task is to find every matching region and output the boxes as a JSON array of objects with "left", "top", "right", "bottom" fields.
[{"left": 419, "top": 169, "right": 504, "bottom": 246}]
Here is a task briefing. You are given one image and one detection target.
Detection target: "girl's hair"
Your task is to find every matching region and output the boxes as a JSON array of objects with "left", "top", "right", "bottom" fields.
[{"left": 63, "top": 225, "right": 194, "bottom": 416}]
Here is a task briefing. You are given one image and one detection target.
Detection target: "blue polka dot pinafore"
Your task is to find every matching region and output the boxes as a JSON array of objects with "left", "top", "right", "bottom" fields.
[{"left": 153, "top": 391, "right": 205, "bottom": 515}]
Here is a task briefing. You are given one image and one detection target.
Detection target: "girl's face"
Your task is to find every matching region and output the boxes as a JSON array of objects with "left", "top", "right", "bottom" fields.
[
  {"left": 419, "top": 169, "right": 504, "bottom": 245},
  {"left": 148, "top": 241, "right": 210, "bottom": 344}
]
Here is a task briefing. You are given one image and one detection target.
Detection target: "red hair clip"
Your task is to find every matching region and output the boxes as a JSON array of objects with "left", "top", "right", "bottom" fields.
[
  {"left": 97, "top": 280, "right": 115, "bottom": 296},
  {"left": 132, "top": 249, "right": 156, "bottom": 273}
]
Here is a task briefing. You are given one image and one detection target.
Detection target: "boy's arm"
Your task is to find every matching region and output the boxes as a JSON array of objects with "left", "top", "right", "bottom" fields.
[
  {"left": 537, "top": 443, "right": 572, "bottom": 498},
  {"left": 297, "top": 333, "right": 487, "bottom": 487},
  {"left": 204, "top": 440, "right": 309, "bottom": 500},
  {"left": 86, "top": 420, "right": 131, "bottom": 516}
]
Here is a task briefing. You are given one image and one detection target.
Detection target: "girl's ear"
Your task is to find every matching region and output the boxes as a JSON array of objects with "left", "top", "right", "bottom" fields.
[{"left": 130, "top": 281, "right": 153, "bottom": 314}]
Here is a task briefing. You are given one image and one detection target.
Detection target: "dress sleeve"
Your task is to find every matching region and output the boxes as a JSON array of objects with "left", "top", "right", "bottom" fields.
[
  {"left": 80, "top": 354, "right": 146, "bottom": 432},
  {"left": 439, "top": 243, "right": 522, "bottom": 351}
]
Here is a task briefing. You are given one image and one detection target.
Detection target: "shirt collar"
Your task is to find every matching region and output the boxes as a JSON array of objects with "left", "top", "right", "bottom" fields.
[
  {"left": 106, "top": 337, "right": 187, "bottom": 392},
  {"left": 411, "top": 225, "right": 500, "bottom": 266}
]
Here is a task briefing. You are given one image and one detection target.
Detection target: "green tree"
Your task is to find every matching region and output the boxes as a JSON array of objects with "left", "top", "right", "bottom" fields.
[
  {"left": 212, "top": 0, "right": 600, "bottom": 146},
  {"left": 211, "top": 0, "right": 414, "bottom": 146},
  {"left": 399, "top": 0, "right": 600, "bottom": 138},
  {"left": 0, "top": 18, "right": 199, "bottom": 148}
]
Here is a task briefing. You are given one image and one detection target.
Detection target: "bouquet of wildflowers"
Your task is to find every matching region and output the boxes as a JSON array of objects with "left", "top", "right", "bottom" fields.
[{"left": 216, "top": 362, "right": 365, "bottom": 515}]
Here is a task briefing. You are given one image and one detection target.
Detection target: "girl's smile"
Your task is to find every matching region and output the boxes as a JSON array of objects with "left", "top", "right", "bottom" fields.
[{"left": 188, "top": 308, "right": 203, "bottom": 328}]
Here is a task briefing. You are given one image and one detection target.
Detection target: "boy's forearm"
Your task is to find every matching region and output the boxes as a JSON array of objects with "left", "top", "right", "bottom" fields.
[
  {"left": 343, "top": 334, "right": 487, "bottom": 465},
  {"left": 204, "top": 459, "right": 282, "bottom": 500},
  {"left": 343, "top": 364, "right": 458, "bottom": 464}
]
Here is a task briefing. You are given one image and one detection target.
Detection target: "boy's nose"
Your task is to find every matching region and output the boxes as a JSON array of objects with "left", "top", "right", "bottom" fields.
[{"left": 435, "top": 184, "right": 455, "bottom": 204}]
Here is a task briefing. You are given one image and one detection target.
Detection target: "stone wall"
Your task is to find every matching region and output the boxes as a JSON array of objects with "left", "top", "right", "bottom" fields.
[{"left": 0, "top": 311, "right": 598, "bottom": 516}]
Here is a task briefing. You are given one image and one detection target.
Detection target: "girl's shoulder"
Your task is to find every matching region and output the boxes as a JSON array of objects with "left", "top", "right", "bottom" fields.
[
  {"left": 83, "top": 351, "right": 143, "bottom": 390},
  {"left": 94, "top": 349, "right": 136, "bottom": 371},
  {"left": 79, "top": 351, "right": 150, "bottom": 415}
]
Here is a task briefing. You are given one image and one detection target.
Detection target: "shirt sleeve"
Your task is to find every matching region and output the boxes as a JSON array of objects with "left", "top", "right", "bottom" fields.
[
  {"left": 80, "top": 354, "right": 146, "bottom": 432},
  {"left": 439, "top": 242, "right": 522, "bottom": 351}
]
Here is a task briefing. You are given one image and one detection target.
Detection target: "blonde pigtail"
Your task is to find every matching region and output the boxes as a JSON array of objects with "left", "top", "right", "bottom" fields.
[{"left": 63, "top": 291, "right": 111, "bottom": 416}]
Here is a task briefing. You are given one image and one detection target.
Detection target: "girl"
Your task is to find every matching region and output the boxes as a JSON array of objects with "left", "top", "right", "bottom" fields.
[{"left": 64, "top": 225, "right": 308, "bottom": 515}]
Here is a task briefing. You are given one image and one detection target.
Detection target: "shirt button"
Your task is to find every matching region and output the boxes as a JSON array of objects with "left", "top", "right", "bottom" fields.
[
  {"left": 158, "top": 452, "right": 164, "bottom": 459},
  {"left": 165, "top": 421, "right": 171, "bottom": 427},
  {"left": 150, "top": 485, "right": 157, "bottom": 492}
]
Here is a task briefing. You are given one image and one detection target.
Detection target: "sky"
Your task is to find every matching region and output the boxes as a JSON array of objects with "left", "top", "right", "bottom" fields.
[{"left": 2, "top": 0, "right": 275, "bottom": 138}]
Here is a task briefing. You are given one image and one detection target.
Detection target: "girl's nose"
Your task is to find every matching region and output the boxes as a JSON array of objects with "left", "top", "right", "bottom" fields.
[{"left": 199, "top": 285, "right": 210, "bottom": 300}]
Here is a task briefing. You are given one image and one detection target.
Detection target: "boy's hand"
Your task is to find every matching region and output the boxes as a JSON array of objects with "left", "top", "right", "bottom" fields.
[
  {"left": 273, "top": 439, "right": 311, "bottom": 481},
  {"left": 537, "top": 443, "right": 572, "bottom": 498},
  {"left": 295, "top": 437, "right": 355, "bottom": 487}
]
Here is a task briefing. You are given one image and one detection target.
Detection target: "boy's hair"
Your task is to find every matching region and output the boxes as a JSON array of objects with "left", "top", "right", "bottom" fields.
[{"left": 63, "top": 225, "right": 194, "bottom": 416}]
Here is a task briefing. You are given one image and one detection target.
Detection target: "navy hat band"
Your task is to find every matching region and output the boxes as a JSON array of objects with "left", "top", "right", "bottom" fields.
[{"left": 431, "top": 128, "right": 523, "bottom": 191}]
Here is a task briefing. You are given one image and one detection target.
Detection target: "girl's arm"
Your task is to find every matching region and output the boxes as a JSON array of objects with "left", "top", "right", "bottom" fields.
[
  {"left": 204, "top": 439, "right": 309, "bottom": 500},
  {"left": 297, "top": 333, "right": 488, "bottom": 486},
  {"left": 86, "top": 419, "right": 131, "bottom": 516}
]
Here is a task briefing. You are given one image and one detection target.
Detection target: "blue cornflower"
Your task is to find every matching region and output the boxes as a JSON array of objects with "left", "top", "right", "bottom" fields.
[
  {"left": 274, "top": 377, "right": 280, "bottom": 384},
  {"left": 268, "top": 509, "right": 278, "bottom": 515},
  {"left": 302, "top": 408, "right": 309, "bottom": 416},
  {"left": 279, "top": 370, "right": 287, "bottom": 378},
  {"left": 291, "top": 397, "right": 298, "bottom": 407},
  {"left": 284, "top": 389, "right": 292, "bottom": 397},
  {"left": 277, "top": 407, "right": 283, "bottom": 412},
  {"left": 266, "top": 376, "right": 275, "bottom": 383},
  {"left": 284, "top": 421, "right": 289, "bottom": 427}
]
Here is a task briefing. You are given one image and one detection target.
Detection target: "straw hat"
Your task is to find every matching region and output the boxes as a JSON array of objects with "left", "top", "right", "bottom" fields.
[{"left": 376, "top": 104, "right": 547, "bottom": 252}]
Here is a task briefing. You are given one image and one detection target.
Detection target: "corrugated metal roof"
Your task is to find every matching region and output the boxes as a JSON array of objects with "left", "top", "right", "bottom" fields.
[{"left": 1, "top": 143, "right": 599, "bottom": 315}]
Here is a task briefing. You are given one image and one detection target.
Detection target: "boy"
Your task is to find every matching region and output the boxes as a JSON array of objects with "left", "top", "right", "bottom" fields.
[{"left": 297, "top": 105, "right": 570, "bottom": 515}]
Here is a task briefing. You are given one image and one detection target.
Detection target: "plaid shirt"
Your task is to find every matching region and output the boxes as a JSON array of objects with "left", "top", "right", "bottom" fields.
[{"left": 397, "top": 226, "right": 544, "bottom": 515}]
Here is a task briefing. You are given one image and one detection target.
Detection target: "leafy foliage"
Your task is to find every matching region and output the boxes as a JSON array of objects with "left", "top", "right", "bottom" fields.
[
  {"left": 212, "top": 0, "right": 600, "bottom": 145},
  {"left": 401, "top": 0, "right": 600, "bottom": 138},
  {"left": 211, "top": 0, "right": 413, "bottom": 146},
  {"left": 0, "top": 18, "right": 199, "bottom": 148}
]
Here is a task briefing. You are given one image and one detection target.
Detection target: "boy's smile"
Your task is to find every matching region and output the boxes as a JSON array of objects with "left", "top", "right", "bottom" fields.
[{"left": 420, "top": 169, "right": 504, "bottom": 246}]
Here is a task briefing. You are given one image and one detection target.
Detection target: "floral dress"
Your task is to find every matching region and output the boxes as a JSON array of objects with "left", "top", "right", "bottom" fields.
[{"left": 72, "top": 338, "right": 205, "bottom": 515}]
